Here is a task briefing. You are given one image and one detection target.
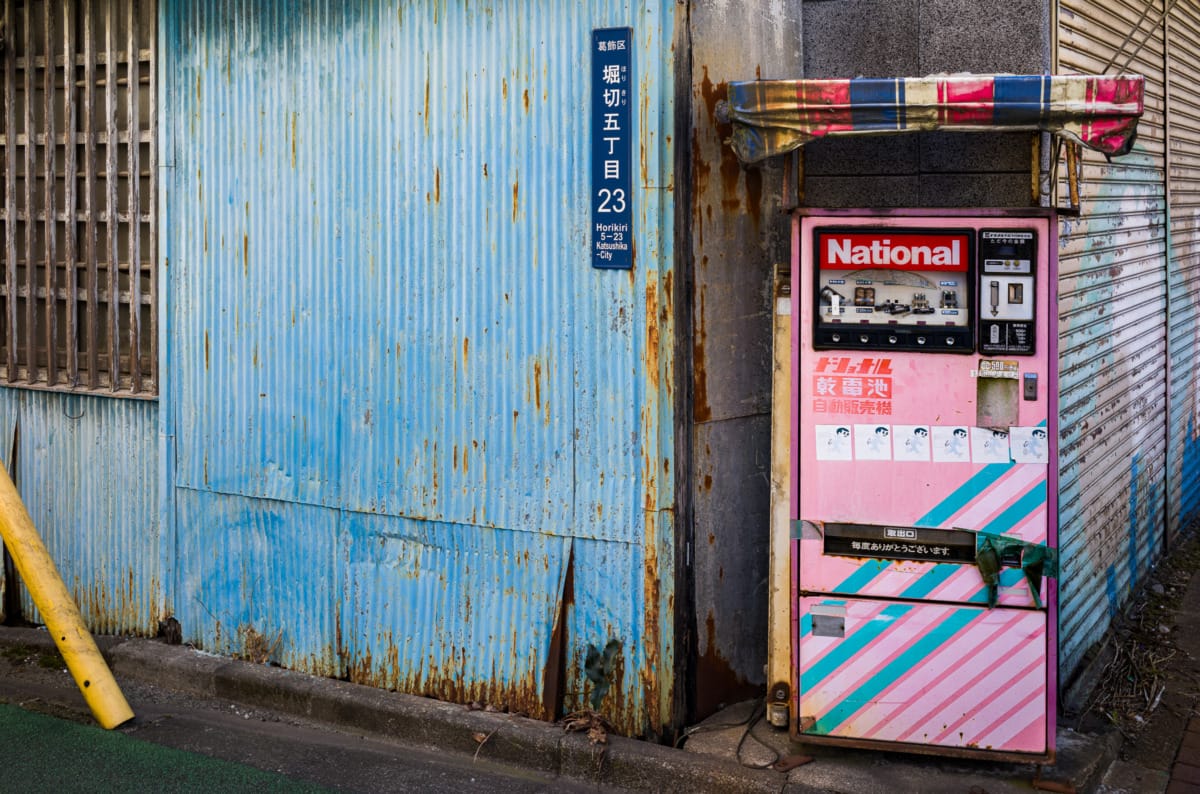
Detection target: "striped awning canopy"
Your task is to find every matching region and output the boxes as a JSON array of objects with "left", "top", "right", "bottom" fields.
[{"left": 720, "top": 74, "right": 1145, "bottom": 164}]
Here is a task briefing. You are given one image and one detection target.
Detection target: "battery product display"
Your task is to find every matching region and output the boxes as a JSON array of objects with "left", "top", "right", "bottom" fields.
[{"left": 813, "top": 229, "right": 974, "bottom": 353}]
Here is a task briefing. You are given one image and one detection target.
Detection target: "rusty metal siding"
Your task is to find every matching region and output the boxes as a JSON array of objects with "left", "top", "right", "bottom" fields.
[
  {"left": 1057, "top": 0, "right": 1169, "bottom": 677},
  {"left": 161, "top": 1, "right": 678, "bottom": 734},
  {"left": 174, "top": 488, "right": 339, "bottom": 675},
  {"left": 166, "top": 1, "right": 345, "bottom": 508},
  {"left": 4, "top": 390, "right": 160, "bottom": 634},
  {"left": 685, "top": 1, "right": 802, "bottom": 720},
  {"left": 1166, "top": 1, "right": 1200, "bottom": 533},
  {"left": 341, "top": 513, "right": 570, "bottom": 715}
]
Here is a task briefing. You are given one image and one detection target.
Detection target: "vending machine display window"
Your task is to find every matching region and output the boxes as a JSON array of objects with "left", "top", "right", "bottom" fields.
[{"left": 813, "top": 228, "right": 975, "bottom": 353}]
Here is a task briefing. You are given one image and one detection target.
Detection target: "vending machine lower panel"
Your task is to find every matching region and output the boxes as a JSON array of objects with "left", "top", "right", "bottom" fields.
[{"left": 797, "top": 596, "right": 1047, "bottom": 755}]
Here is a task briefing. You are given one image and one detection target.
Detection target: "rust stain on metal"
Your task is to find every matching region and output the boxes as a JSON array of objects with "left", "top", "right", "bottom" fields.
[
  {"left": 346, "top": 637, "right": 549, "bottom": 720},
  {"left": 697, "top": 68, "right": 741, "bottom": 214},
  {"left": 644, "top": 282, "right": 660, "bottom": 389},
  {"left": 640, "top": 508, "right": 662, "bottom": 732},
  {"left": 719, "top": 143, "right": 741, "bottom": 213},
  {"left": 434, "top": 167, "right": 441, "bottom": 204},
  {"left": 242, "top": 233, "right": 249, "bottom": 276},
  {"left": 531, "top": 358, "right": 543, "bottom": 412},
  {"left": 76, "top": 566, "right": 151, "bottom": 636},
  {"left": 290, "top": 112, "right": 298, "bottom": 169},
  {"left": 204, "top": 331, "right": 210, "bottom": 371},
  {"left": 522, "top": 88, "right": 529, "bottom": 113},
  {"left": 502, "top": 77, "right": 508, "bottom": 100},
  {"left": 744, "top": 166, "right": 763, "bottom": 230},
  {"left": 694, "top": 611, "right": 761, "bottom": 720},
  {"left": 512, "top": 177, "right": 519, "bottom": 222},
  {"left": 693, "top": 285, "right": 710, "bottom": 422}
]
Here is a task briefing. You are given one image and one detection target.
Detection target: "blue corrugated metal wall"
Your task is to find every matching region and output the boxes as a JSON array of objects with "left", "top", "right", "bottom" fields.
[
  {"left": 2, "top": 391, "right": 161, "bottom": 635},
  {"left": 161, "top": 1, "right": 677, "bottom": 734}
]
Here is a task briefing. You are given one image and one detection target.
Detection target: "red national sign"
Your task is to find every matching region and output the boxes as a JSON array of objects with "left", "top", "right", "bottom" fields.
[{"left": 819, "top": 231, "right": 971, "bottom": 272}]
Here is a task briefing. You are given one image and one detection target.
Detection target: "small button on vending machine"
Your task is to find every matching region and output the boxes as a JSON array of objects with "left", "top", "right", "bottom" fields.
[{"left": 791, "top": 210, "right": 1058, "bottom": 761}]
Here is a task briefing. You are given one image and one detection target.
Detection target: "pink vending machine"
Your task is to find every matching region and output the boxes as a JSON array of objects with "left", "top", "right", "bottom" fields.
[{"left": 792, "top": 210, "right": 1058, "bottom": 761}]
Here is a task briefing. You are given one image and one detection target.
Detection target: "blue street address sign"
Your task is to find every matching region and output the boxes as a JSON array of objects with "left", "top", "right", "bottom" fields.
[{"left": 591, "top": 27, "right": 633, "bottom": 270}]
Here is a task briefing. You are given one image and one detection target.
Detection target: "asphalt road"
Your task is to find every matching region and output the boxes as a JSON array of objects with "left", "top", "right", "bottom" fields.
[{"left": 0, "top": 650, "right": 601, "bottom": 793}]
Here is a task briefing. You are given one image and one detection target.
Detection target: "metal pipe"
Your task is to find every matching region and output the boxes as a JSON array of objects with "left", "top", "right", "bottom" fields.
[{"left": 0, "top": 464, "right": 133, "bottom": 729}]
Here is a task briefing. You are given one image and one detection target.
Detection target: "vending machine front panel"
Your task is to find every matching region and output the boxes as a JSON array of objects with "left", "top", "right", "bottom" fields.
[{"left": 792, "top": 211, "right": 1057, "bottom": 760}]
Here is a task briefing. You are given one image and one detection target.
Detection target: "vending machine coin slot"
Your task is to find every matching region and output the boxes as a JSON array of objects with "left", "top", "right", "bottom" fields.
[{"left": 977, "top": 229, "right": 1037, "bottom": 356}]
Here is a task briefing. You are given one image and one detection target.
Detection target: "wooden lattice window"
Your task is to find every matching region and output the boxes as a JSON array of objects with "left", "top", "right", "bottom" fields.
[{"left": 0, "top": 0, "right": 155, "bottom": 397}]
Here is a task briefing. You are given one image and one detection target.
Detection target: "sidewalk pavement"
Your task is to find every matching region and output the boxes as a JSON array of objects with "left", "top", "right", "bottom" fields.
[{"left": 0, "top": 624, "right": 1131, "bottom": 794}]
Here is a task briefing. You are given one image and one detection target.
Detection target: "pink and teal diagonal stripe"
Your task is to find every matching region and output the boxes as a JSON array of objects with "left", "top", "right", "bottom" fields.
[{"left": 798, "top": 598, "right": 1047, "bottom": 752}]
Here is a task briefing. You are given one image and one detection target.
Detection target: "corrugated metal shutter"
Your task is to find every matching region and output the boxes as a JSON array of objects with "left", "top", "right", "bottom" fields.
[
  {"left": 1166, "top": 1, "right": 1200, "bottom": 534},
  {"left": 1056, "top": 0, "right": 1168, "bottom": 678},
  {"left": 7, "top": 390, "right": 160, "bottom": 634}
]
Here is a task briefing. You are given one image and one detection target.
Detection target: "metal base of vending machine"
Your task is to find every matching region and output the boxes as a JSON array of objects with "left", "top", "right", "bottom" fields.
[{"left": 795, "top": 595, "right": 1049, "bottom": 761}]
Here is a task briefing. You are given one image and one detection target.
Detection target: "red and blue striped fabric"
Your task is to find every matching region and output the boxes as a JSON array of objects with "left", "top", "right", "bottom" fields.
[{"left": 723, "top": 74, "right": 1144, "bottom": 164}]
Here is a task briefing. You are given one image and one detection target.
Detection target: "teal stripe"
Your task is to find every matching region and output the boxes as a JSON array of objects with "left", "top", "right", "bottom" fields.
[
  {"left": 965, "top": 568, "right": 1026, "bottom": 603},
  {"left": 901, "top": 477, "right": 1047, "bottom": 600},
  {"left": 918, "top": 463, "right": 1012, "bottom": 526},
  {"left": 980, "top": 481, "right": 1047, "bottom": 536},
  {"left": 808, "top": 608, "right": 980, "bottom": 735},
  {"left": 825, "top": 425, "right": 1045, "bottom": 599},
  {"left": 801, "top": 604, "right": 910, "bottom": 691},
  {"left": 831, "top": 559, "right": 892, "bottom": 595},
  {"left": 898, "top": 563, "right": 959, "bottom": 599}
]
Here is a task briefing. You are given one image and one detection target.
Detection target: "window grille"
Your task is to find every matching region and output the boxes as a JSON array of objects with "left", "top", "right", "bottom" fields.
[{"left": 0, "top": 0, "right": 156, "bottom": 397}]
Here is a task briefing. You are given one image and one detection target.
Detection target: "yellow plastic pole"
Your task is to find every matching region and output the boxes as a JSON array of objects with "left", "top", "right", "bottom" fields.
[{"left": 0, "top": 464, "right": 133, "bottom": 729}]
